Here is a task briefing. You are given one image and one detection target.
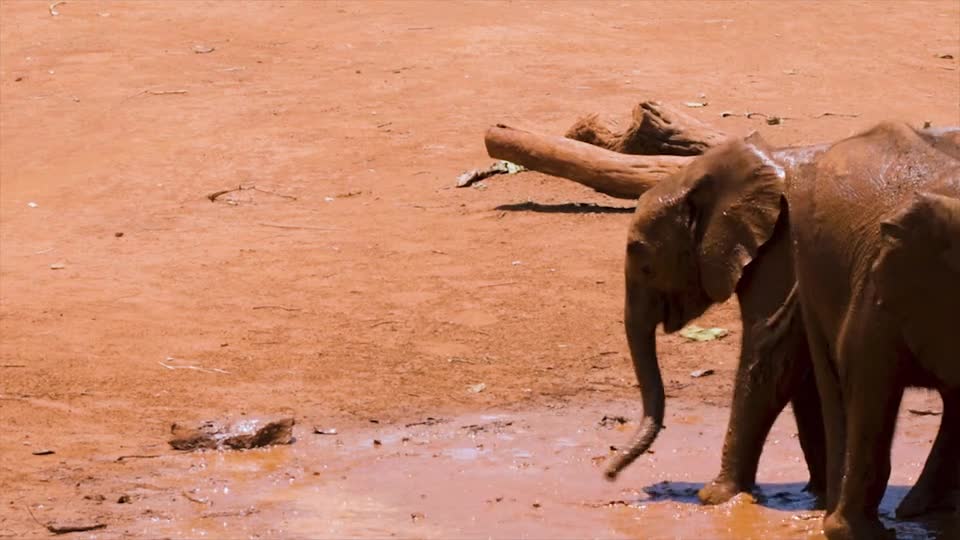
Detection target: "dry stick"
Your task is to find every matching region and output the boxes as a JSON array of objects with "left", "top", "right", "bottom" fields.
[
  {"left": 146, "top": 89, "right": 188, "bottom": 96},
  {"left": 26, "top": 505, "right": 106, "bottom": 535},
  {"left": 476, "top": 281, "right": 518, "bottom": 288},
  {"left": 485, "top": 124, "right": 693, "bottom": 200},
  {"left": 258, "top": 222, "right": 339, "bottom": 231},
  {"left": 115, "top": 454, "right": 162, "bottom": 462},
  {"left": 207, "top": 185, "right": 298, "bottom": 202},
  {"left": 181, "top": 491, "right": 212, "bottom": 505},
  {"left": 252, "top": 305, "right": 301, "bottom": 311}
]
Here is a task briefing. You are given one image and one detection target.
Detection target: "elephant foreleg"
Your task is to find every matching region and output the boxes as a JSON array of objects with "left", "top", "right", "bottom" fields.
[
  {"left": 897, "top": 388, "right": 960, "bottom": 518},
  {"left": 698, "top": 340, "right": 810, "bottom": 505},
  {"left": 791, "top": 369, "right": 827, "bottom": 502}
]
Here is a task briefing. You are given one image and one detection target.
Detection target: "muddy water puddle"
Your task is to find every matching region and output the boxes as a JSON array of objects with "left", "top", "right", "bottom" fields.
[{"left": 130, "top": 393, "right": 953, "bottom": 539}]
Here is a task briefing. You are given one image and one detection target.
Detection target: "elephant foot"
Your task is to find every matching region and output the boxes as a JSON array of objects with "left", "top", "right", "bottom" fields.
[
  {"left": 896, "top": 483, "right": 957, "bottom": 519},
  {"left": 803, "top": 481, "right": 827, "bottom": 510},
  {"left": 823, "top": 513, "right": 895, "bottom": 540},
  {"left": 698, "top": 478, "right": 748, "bottom": 505}
]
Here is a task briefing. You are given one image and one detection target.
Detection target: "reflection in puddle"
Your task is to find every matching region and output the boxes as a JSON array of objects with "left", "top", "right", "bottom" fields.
[{"left": 137, "top": 394, "right": 951, "bottom": 539}]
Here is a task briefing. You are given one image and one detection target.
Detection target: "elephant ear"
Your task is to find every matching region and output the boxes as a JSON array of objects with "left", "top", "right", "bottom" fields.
[{"left": 689, "top": 134, "right": 787, "bottom": 302}]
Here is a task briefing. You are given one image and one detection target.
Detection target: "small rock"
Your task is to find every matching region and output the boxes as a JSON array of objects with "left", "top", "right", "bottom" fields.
[
  {"left": 324, "top": 197, "right": 335, "bottom": 202},
  {"left": 598, "top": 415, "right": 629, "bottom": 428},
  {"left": 117, "top": 494, "right": 132, "bottom": 504},
  {"left": 532, "top": 502, "right": 542, "bottom": 508},
  {"left": 936, "top": 53, "right": 954, "bottom": 60},
  {"left": 410, "top": 512, "right": 424, "bottom": 522},
  {"left": 192, "top": 44, "right": 215, "bottom": 54},
  {"left": 49, "top": 263, "right": 65, "bottom": 270},
  {"left": 27, "top": 201, "right": 38, "bottom": 208},
  {"left": 32, "top": 449, "right": 55, "bottom": 456},
  {"left": 466, "top": 383, "right": 486, "bottom": 393},
  {"left": 114, "top": 232, "right": 124, "bottom": 238},
  {"left": 313, "top": 427, "right": 338, "bottom": 435},
  {"left": 511, "top": 260, "right": 522, "bottom": 266},
  {"left": 373, "top": 439, "right": 382, "bottom": 447},
  {"left": 691, "top": 369, "right": 715, "bottom": 378}
]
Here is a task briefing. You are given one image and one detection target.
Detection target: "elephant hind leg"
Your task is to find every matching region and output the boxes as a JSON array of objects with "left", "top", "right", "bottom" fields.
[
  {"left": 825, "top": 321, "right": 904, "bottom": 540},
  {"left": 897, "top": 389, "right": 960, "bottom": 518}
]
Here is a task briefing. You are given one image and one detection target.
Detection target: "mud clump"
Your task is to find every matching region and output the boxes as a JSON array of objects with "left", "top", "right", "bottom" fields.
[{"left": 169, "top": 417, "right": 295, "bottom": 451}]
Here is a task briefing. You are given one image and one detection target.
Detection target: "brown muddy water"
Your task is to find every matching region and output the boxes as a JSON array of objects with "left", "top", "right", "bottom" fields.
[{"left": 25, "top": 392, "right": 958, "bottom": 539}]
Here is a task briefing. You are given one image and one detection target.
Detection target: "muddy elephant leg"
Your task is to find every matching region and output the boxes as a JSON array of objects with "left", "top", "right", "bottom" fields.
[
  {"left": 801, "top": 310, "right": 845, "bottom": 515},
  {"left": 824, "top": 326, "right": 902, "bottom": 540},
  {"left": 897, "top": 388, "right": 960, "bottom": 518},
  {"left": 698, "top": 343, "right": 811, "bottom": 505},
  {"left": 791, "top": 369, "right": 827, "bottom": 502}
]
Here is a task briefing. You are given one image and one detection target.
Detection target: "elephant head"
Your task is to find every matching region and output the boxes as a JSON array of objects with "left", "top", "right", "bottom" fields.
[
  {"left": 606, "top": 134, "right": 787, "bottom": 479},
  {"left": 874, "top": 188, "right": 960, "bottom": 310}
]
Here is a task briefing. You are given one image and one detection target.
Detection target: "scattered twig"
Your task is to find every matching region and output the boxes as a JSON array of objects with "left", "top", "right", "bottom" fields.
[
  {"left": 114, "top": 454, "right": 161, "bottom": 462},
  {"left": 252, "top": 305, "right": 302, "bottom": 312},
  {"left": 369, "top": 320, "right": 397, "bottom": 328},
  {"left": 181, "top": 490, "right": 212, "bottom": 505},
  {"left": 476, "top": 281, "right": 518, "bottom": 288},
  {"left": 811, "top": 112, "right": 860, "bottom": 119},
  {"left": 26, "top": 505, "right": 106, "bottom": 535},
  {"left": 147, "top": 89, "right": 188, "bottom": 96},
  {"left": 207, "top": 185, "right": 298, "bottom": 202},
  {"left": 49, "top": 1, "right": 65, "bottom": 16},
  {"left": 158, "top": 359, "right": 230, "bottom": 374},
  {"left": 1, "top": 364, "right": 26, "bottom": 368},
  {"left": 258, "top": 222, "right": 339, "bottom": 231},
  {"left": 201, "top": 507, "right": 259, "bottom": 519}
]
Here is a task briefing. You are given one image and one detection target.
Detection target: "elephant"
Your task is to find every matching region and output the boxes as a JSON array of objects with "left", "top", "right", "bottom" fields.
[
  {"left": 786, "top": 125, "right": 960, "bottom": 539},
  {"left": 599, "top": 122, "right": 960, "bottom": 530}
]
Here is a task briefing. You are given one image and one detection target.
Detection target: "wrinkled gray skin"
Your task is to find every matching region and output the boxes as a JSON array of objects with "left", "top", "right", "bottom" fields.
[
  {"left": 603, "top": 124, "right": 960, "bottom": 531},
  {"left": 789, "top": 124, "right": 960, "bottom": 539}
]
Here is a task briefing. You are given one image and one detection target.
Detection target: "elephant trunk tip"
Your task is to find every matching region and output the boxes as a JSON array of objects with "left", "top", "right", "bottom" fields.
[{"left": 602, "top": 416, "right": 662, "bottom": 481}]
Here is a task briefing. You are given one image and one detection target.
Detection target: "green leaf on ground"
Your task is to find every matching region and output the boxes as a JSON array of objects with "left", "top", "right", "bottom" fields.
[{"left": 679, "top": 325, "right": 729, "bottom": 342}]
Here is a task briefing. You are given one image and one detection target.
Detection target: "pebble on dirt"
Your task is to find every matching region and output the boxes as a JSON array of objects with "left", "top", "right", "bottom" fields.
[{"left": 690, "top": 369, "right": 715, "bottom": 378}]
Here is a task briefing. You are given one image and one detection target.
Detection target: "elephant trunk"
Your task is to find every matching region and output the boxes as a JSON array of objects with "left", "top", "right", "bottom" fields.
[{"left": 605, "top": 284, "right": 664, "bottom": 480}]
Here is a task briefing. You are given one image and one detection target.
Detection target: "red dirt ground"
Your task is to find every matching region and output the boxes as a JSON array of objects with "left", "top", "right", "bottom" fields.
[{"left": 1, "top": 1, "right": 958, "bottom": 538}]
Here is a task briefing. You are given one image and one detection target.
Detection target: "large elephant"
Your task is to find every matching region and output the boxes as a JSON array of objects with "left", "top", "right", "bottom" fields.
[
  {"left": 786, "top": 124, "right": 960, "bottom": 539},
  {"left": 600, "top": 123, "right": 960, "bottom": 528}
]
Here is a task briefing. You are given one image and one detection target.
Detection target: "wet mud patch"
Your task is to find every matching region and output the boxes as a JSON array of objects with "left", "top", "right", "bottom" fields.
[{"left": 91, "top": 394, "right": 952, "bottom": 539}]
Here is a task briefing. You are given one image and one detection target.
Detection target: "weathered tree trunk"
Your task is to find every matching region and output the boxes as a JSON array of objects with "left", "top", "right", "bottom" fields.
[
  {"left": 565, "top": 101, "right": 727, "bottom": 156},
  {"left": 481, "top": 101, "right": 724, "bottom": 199},
  {"left": 485, "top": 124, "right": 693, "bottom": 200}
]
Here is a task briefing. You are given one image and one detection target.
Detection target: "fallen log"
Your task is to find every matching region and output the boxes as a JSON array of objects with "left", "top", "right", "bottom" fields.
[
  {"left": 485, "top": 124, "right": 694, "bottom": 200},
  {"left": 478, "top": 101, "right": 723, "bottom": 199}
]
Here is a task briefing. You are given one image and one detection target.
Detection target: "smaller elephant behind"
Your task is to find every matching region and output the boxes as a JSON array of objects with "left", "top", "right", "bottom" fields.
[{"left": 871, "top": 186, "right": 960, "bottom": 521}]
